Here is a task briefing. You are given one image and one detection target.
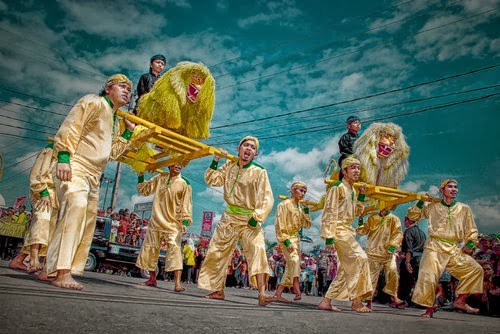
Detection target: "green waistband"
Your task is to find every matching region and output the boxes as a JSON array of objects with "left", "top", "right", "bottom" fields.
[
  {"left": 225, "top": 204, "right": 253, "bottom": 216},
  {"left": 432, "top": 236, "right": 457, "bottom": 245}
]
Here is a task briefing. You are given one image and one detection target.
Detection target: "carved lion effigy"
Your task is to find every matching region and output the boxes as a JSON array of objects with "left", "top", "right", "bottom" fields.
[
  {"left": 353, "top": 122, "right": 409, "bottom": 188},
  {"left": 137, "top": 61, "right": 215, "bottom": 139}
]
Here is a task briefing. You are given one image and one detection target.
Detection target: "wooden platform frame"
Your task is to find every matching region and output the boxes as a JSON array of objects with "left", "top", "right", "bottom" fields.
[{"left": 116, "top": 109, "right": 237, "bottom": 172}]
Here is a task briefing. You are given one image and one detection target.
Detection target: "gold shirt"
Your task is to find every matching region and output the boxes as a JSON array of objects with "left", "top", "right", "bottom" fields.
[
  {"left": 205, "top": 160, "right": 274, "bottom": 224},
  {"left": 407, "top": 200, "right": 478, "bottom": 247},
  {"left": 29, "top": 146, "right": 58, "bottom": 206},
  {"left": 321, "top": 180, "right": 364, "bottom": 240},
  {"left": 54, "top": 94, "right": 129, "bottom": 175},
  {"left": 137, "top": 173, "right": 192, "bottom": 232},
  {"left": 356, "top": 212, "right": 402, "bottom": 259},
  {"left": 275, "top": 198, "right": 311, "bottom": 245}
]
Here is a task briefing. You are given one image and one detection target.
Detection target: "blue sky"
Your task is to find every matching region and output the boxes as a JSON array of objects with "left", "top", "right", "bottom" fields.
[{"left": 0, "top": 0, "right": 498, "bottom": 248}]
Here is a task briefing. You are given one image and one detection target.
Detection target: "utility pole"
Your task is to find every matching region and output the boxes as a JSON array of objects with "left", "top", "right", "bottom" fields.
[{"left": 110, "top": 162, "right": 122, "bottom": 212}]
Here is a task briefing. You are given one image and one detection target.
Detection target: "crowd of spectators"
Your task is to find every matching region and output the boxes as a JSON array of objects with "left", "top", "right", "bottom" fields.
[{"left": 0, "top": 205, "right": 30, "bottom": 226}]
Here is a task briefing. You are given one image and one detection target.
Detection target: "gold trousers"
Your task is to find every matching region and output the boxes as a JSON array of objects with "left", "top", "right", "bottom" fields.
[
  {"left": 412, "top": 243, "right": 483, "bottom": 307},
  {"left": 280, "top": 236, "right": 301, "bottom": 287},
  {"left": 325, "top": 228, "right": 373, "bottom": 301},
  {"left": 367, "top": 255, "right": 399, "bottom": 299},
  {"left": 46, "top": 172, "right": 99, "bottom": 275},
  {"left": 21, "top": 204, "right": 57, "bottom": 257},
  {"left": 198, "top": 213, "right": 269, "bottom": 291},
  {"left": 136, "top": 226, "right": 183, "bottom": 272}
]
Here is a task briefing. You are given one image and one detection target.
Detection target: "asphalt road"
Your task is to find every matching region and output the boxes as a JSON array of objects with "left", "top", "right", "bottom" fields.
[{"left": 0, "top": 260, "right": 498, "bottom": 334}]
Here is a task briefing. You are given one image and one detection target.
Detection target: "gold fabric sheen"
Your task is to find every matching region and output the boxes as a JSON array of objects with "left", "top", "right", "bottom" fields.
[
  {"left": 46, "top": 95, "right": 131, "bottom": 275},
  {"left": 198, "top": 160, "right": 274, "bottom": 291},
  {"left": 21, "top": 146, "right": 58, "bottom": 256},
  {"left": 408, "top": 201, "right": 483, "bottom": 307},
  {"left": 275, "top": 198, "right": 312, "bottom": 287},
  {"left": 322, "top": 181, "right": 372, "bottom": 301},
  {"left": 356, "top": 213, "right": 403, "bottom": 298},
  {"left": 135, "top": 173, "right": 192, "bottom": 272}
]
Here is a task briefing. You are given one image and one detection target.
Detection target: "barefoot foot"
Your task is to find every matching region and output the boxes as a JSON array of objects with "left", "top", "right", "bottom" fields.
[
  {"left": 51, "top": 272, "right": 83, "bottom": 290},
  {"left": 273, "top": 295, "right": 291, "bottom": 303},
  {"left": 351, "top": 302, "right": 371, "bottom": 313},
  {"left": 203, "top": 291, "right": 225, "bottom": 300},
  {"left": 138, "top": 280, "right": 157, "bottom": 288},
  {"left": 453, "top": 302, "right": 479, "bottom": 314},
  {"left": 318, "top": 300, "right": 342, "bottom": 312},
  {"left": 8, "top": 254, "right": 28, "bottom": 271},
  {"left": 258, "top": 294, "right": 275, "bottom": 306}
]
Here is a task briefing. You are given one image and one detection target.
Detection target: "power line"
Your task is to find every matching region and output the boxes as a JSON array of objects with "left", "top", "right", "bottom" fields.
[
  {"left": 216, "top": 7, "right": 497, "bottom": 92},
  {"left": 211, "top": 64, "right": 500, "bottom": 130},
  {"left": 216, "top": 92, "right": 498, "bottom": 144},
  {"left": 208, "top": 83, "right": 500, "bottom": 141},
  {"left": 0, "top": 110, "right": 60, "bottom": 131},
  {"left": 0, "top": 132, "right": 49, "bottom": 142},
  {"left": 0, "top": 86, "right": 73, "bottom": 107},
  {"left": 0, "top": 99, "right": 68, "bottom": 117},
  {"left": 211, "top": 0, "right": 438, "bottom": 77}
]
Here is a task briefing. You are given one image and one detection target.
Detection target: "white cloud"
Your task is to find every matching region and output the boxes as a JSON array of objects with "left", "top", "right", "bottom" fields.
[
  {"left": 400, "top": 180, "right": 426, "bottom": 193},
  {"left": 57, "top": 0, "right": 166, "bottom": 39},
  {"left": 469, "top": 196, "right": 500, "bottom": 234},
  {"left": 237, "top": 0, "right": 302, "bottom": 29},
  {"left": 166, "top": 0, "right": 191, "bottom": 8},
  {"left": 410, "top": 10, "right": 499, "bottom": 62},
  {"left": 340, "top": 72, "right": 364, "bottom": 91}
]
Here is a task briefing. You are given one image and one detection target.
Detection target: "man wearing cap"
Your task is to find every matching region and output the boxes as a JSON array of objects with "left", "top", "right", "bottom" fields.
[
  {"left": 356, "top": 207, "right": 405, "bottom": 310},
  {"left": 273, "top": 181, "right": 312, "bottom": 303},
  {"left": 318, "top": 156, "right": 372, "bottom": 313},
  {"left": 407, "top": 179, "right": 483, "bottom": 318},
  {"left": 135, "top": 163, "right": 192, "bottom": 291},
  {"left": 337, "top": 116, "right": 361, "bottom": 180},
  {"left": 46, "top": 74, "right": 135, "bottom": 290},
  {"left": 198, "top": 136, "right": 275, "bottom": 306},
  {"left": 135, "top": 54, "right": 166, "bottom": 111}
]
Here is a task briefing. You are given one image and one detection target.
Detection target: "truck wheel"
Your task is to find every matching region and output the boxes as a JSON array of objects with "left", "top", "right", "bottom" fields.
[
  {"left": 140, "top": 265, "right": 159, "bottom": 279},
  {"left": 85, "top": 252, "right": 98, "bottom": 272}
]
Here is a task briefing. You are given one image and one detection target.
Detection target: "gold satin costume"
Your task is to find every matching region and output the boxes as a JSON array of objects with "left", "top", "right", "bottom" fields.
[
  {"left": 321, "top": 180, "right": 372, "bottom": 301},
  {"left": 198, "top": 160, "right": 274, "bottom": 291},
  {"left": 408, "top": 200, "right": 483, "bottom": 307},
  {"left": 356, "top": 212, "right": 402, "bottom": 300},
  {"left": 135, "top": 173, "right": 192, "bottom": 272},
  {"left": 21, "top": 145, "right": 58, "bottom": 256},
  {"left": 46, "top": 94, "right": 131, "bottom": 275},
  {"left": 275, "top": 198, "right": 312, "bottom": 287}
]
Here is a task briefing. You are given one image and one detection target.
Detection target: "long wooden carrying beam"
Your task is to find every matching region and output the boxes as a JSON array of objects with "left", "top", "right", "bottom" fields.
[
  {"left": 115, "top": 109, "right": 237, "bottom": 171},
  {"left": 279, "top": 180, "right": 437, "bottom": 215}
]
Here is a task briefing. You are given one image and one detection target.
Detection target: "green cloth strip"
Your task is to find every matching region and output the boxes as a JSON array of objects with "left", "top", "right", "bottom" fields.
[
  {"left": 209, "top": 160, "right": 219, "bottom": 170},
  {"left": 226, "top": 204, "right": 253, "bottom": 216},
  {"left": 248, "top": 217, "right": 258, "bottom": 227},
  {"left": 121, "top": 129, "right": 133, "bottom": 140},
  {"left": 388, "top": 245, "right": 396, "bottom": 253},
  {"left": 137, "top": 174, "right": 144, "bottom": 183},
  {"left": 416, "top": 200, "right": 425, "bottom": 209},
  {"left": 182, "top": 220, "right": 189, "bottom": 227},
  {"left": 284, "top": 239, "right": 292, "bottom": 247},
  {"left": 57, "top": 151, "right": 70, "bottom": 163},
  {"left": 39, "top": 188, "right": 49, "bottom": 197},
  {"left": 303, "top": 207, "right": 309, "bottom": 214},
  {"left": 358, "top": 194, "right": 366, "bottom": 202},
  {"left": 465, "top": 240, "right": 475, "bottom": 249},
  {"left": 325, "top": 238, "right": 335, "bottom": 245}
]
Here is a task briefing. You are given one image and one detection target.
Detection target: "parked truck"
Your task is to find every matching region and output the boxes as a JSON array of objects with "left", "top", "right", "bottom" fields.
[{"left": 85, "top": 216, "right": 165, "bottom": 279}]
